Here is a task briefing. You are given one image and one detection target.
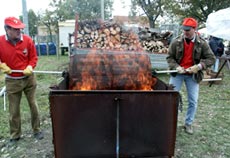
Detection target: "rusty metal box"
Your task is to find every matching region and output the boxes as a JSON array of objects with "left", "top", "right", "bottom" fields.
[{"left": 49, "top": 89, "right": 179, "bottom": 158}]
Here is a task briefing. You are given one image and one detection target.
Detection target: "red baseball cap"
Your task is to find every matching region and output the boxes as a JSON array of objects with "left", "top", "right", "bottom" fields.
[
  {"left": 4, "top": 17, "right": 25, "bottom": 29},
  {"left": 182, "top": 17, "right": 198, "bottom": 31}
]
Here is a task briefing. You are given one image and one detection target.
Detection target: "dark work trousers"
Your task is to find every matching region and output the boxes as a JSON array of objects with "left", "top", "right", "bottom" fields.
[{"left": 5, "top": 74, "right": 41, "bottom": 139}]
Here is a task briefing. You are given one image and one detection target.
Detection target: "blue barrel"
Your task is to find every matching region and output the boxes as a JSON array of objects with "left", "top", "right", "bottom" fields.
[
  {"left": 36, "top": 43, "right": 56, "bottom": 55},
  {"left": 48, "top": 42, "right": 57, "bottom": 55},
  {"left": 36, "top": 43, "right": 47, "bottom": 55}
]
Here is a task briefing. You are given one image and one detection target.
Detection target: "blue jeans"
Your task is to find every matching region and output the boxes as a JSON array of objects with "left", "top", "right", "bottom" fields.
[{"left": 169, "top": 74, "right": 199, "bottom": 125}]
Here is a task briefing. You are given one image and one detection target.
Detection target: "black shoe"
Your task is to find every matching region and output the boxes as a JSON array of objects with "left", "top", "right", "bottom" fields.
[
  {"left": 34, "top": 131, "right": 44, "bottom": 140},
  {"left": 7, "top": 137, "right": 20, "bottom": 147}
]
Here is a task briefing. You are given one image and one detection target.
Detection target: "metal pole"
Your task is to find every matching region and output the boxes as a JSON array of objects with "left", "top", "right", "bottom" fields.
[
  {"left": 155, "top": 70, "right": 178, "bottom": 73},
  {"left": 101, "top": 0, "right": 104, "bottom": 20},
  {"left": 0, "top": 86, "right": 6, "bottom": 111},
  {"left": 114, "top": 97, "right": 120, "bottom": 158},
  {"left": 3, "top": 91, "right": 6, "bottom": 111},
  {"left": 154, "top": 70, "right": 222, "bottom": 82},
  {"left": 22, "top": 0, "right": 29, "bottom": 35},
  {"left": 11, "top": 70, "right": 63, "bottom": 75},
  {"left": 0, "top": 86, "right": 6, "bottom": 97},
  {"left": 209, "top": 60, "right": 227, "bottom": 87},
  {"left": 202, "top": 78, "right": 222, "bottom": 81}
]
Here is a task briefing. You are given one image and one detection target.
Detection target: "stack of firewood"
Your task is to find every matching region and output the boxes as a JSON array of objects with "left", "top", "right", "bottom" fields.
[
  {"left": 75, "top": 20, "right": 143, "bottom": 51},
  {"left": 75, "top": 19, "right": 173, "bottom": 54},
  {"left": 138, "top": 27, "right": 173, "bottom": 54}
]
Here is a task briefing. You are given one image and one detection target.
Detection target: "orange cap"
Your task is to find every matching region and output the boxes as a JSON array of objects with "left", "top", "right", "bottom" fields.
[
  {"left": 4, "top": 17, "right": 25, "bottom": 29},
  {"left": 182, "top": 17, "right": 197, "bottom": 31}
]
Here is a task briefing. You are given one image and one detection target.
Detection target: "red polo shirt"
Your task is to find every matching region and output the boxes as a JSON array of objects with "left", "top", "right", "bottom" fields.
[{"left": 0, "top": 34, "right": 38, "bottom": 77}]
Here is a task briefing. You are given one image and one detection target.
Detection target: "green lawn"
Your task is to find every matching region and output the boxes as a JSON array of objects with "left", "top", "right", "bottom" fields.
[{"left": 158, "top": 66, "right": 230, "bottom": 158}]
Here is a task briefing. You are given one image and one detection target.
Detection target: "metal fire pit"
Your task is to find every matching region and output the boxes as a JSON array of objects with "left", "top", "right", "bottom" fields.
[{"left": 49, "top": 80, "right": 179, "bottom": 158}]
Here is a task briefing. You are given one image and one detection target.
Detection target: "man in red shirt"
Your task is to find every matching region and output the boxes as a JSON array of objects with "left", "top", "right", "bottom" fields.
[
  {"left": 166, "top": 17, "right": 215, "bottom": 134},
  {"left": 0, "top": 17, "right": 43, "bottom": 146}
]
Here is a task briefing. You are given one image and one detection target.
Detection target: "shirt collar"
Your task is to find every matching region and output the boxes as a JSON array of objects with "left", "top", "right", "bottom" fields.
[
  {"left": 183, "top": 33, "right": 196, "bottom": 43},
  {"left": 5, "top": 34, "right": 24, "bottom": 41},
  {"left": 191, "top": 34, "right": 196, "bottom": 42}
]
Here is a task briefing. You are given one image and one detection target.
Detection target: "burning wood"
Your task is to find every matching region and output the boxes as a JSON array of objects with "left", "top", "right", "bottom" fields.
[
  {"left": 69, "top": 17, "right": 172, "bottom": 91},
  {"left": 69, "top": 51, "right": 157, "bottom": 90}
]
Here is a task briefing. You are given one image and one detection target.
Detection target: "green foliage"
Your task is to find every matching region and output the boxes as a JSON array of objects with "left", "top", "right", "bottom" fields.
[
  {"left": 32, "top": 0, "right": 114, "bottom": 44},
  {"left": 28, "top": 9, "right": 38, "bottom": 38},
  {"left": 49, "top": 0, "right": 113, "bottom": 21},
  {"left": 130, "top": 0, "right": 230, "bottom": 28},
  {"left": 164, "top": 0, "right": 230, "bottom": 25},
  {"left": 131, "top": 0, "right": 165, "bottom": 28},
  {"left": 25, "top": 0, "right": 230, "bottom": 39}
]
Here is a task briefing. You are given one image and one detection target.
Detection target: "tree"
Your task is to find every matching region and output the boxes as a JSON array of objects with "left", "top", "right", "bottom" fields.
[
  {"left": 164, "top": 0, "right": 230, "bottom": 28},
  {"left": 39, "top": 0, "right": 114, "bottom": 40},
  {"left": 130, "top": 0, "right": 230, "bottom": 29},
  {"left": 49, "top": 0, "right": 113, "bottom": 21},
  {"left": 130, "top": 0, "right": 165, "bottom": 28},
  {"left": 34, "top": 0, "right": 114, "bottom": 52},
  {"left": 19, "top": 9, "right": 38, "bottom": 39},
  {"left": 28, "top": 9, "right": 38, "bottom": 39},
  {"left": 37, "top": 9, "right": 58, "bottom": 43}
]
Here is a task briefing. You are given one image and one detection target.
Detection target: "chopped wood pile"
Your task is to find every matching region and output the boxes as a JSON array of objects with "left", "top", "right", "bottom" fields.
[
  {"left": 138, "top": 27, "right": 173, "bottom": 54},
  {"left": 74, "top": 19, "right": 173, "bottom": 54},
  {"left": 75, "top": 19, "right": 143, "bottom": 51}
]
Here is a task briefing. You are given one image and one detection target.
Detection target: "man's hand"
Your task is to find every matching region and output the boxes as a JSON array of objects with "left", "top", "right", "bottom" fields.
[
  {"left": 23, "top": 65, "right": 33, "bottom": 76},
  {"left": 176, "top": 66, "right": 185, "bottom": 74},
  {"left": 0, "top": 63, "right": 12, "bottom": 74},
  {"left": 186, "top": 64, "right": 201, "bottom": 74}
]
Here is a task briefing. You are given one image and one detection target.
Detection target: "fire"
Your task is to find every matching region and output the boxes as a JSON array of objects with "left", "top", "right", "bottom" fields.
[{"left": 69, "top": 50, "right": 156, "bottom": 90}]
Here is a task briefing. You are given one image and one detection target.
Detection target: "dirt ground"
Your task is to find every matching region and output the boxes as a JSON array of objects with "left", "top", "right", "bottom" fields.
[{"left": 0, "top": 117, "right": 54, "bottom": 158}]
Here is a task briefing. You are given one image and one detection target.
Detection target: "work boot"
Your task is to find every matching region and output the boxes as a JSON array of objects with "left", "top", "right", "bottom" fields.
[
  {"left": 184, "top": 124, "right": 193, "bottom": 134},
  {"left": 34, "top": 131, "right": 44, "bottom": 140}
]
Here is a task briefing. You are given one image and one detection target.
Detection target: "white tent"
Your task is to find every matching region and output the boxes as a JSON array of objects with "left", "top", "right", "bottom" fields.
[
  {"left": 206, "top": 7, "right": 230, "bottom": 40},
  {"left": 198, "top": 27, "right": 208, "bottom": 39}
]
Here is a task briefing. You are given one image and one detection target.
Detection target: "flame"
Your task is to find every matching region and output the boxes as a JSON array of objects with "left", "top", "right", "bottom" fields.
[{"left": 69, "top": 51, "right": 155, "bottom": 90}]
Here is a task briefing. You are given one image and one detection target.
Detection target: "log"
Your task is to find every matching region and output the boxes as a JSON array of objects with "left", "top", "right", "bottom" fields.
[
  {"left": 138, "top": 27, "right": 172, "bottom": 54},
  {"left": 75, "top": 19, "right": 143, "bottom": 51},
  {"left": 74, "top": 19, "right": 172, "bottom": 54}
]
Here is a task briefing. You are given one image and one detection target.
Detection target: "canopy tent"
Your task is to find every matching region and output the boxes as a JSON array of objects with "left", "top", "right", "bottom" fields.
[
  {"left": 206, "top": 7, "right": 230, "bottom": 40},
  {"left": 198, "top": 27, "right": 208, "bottom": 39}
]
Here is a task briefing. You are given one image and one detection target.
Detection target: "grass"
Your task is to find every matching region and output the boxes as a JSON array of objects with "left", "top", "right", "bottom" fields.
[
  {"left": 158, "top": 66, "right": 230, "bottom": 157},
  {"left": 0, "top": 55, "right": 230, "bottom": 158}
]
